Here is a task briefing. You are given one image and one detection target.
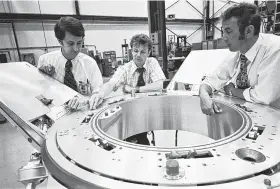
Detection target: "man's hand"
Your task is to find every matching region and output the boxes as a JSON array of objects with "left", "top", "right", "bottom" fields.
[
  {"left": 66, "top": 97, "right": 89, "bottom": 111},
  {"left": 224, "top": 82, "right": 235, "bottom": 96},
  {"left": 39, "top": 64, "right": 55, "bottom": 76},
  {"left": 67, "top": 96, "right": 80, "bottom": 110},
  {"left": 123, "top": 85, "right": 135, "bottom": 93},
  {"left": 89, "top": 92, "right": 105, "bottom": 110},
  {"left": 200, "top": 94, "right": 222, "bottom": 116}
]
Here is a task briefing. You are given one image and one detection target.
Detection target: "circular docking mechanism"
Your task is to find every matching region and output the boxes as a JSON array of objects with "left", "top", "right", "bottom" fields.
[{"left": 42, "top": 94, "right": 280, "bottom": 189}]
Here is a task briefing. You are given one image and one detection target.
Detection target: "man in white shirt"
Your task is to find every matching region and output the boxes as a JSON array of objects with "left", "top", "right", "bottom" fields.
[
  {"left": 89, "top": 34, "right": 166, "bottom": 110},
  {"left": 37, "top": 16, "right": 103, "bottom": 109},
  {"left": 199, "top": 3, "right": 280, "bottom": 115}
]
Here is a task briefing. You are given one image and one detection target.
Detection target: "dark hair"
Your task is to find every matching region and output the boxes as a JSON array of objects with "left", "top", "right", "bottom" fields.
[
  {"left": 54, "top": 16, "right": 85, "bottom": 40},
  {"left": 221, "top": 3, "right": 261, "bottom": 37},
  {"left": 130, "top": 34, "right": 152, "bottom": 51}
]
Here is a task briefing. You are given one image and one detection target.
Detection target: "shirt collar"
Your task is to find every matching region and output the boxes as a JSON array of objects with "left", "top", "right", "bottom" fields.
[
  {"left": 132, "top": 58, "right": 148, "bottom": 73},
  {"left": 237, "top": 34, "right": 262, "bottom": 63},
  {"left": 59, "top": 48, "right": 80, "bottom": 65},
  {"left": 59, "top": 48, "right": 68, "bottom": 63}
]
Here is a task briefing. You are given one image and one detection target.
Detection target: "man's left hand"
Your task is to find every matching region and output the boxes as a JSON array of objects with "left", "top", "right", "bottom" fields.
[{"left": 123, "top": 85, "right": 135, "bottom": 93}]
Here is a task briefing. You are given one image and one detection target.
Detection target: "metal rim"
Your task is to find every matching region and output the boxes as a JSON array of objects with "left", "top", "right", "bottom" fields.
[{"left": 90, "top": 96, "right": 252, "bottom": 151}]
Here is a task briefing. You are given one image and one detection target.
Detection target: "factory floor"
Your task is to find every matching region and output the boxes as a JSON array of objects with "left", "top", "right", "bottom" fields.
[{"left": 0, "top": 121, "right": 38, "bottom": 189}]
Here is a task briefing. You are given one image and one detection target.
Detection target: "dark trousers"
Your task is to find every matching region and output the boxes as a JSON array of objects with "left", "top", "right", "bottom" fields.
[{"left": 125, "top": 132, "right": 150, "bottom": 145}]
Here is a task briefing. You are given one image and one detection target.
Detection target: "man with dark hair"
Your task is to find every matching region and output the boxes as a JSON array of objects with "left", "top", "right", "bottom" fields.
[
  {"left": 199, "top": 2, "right": 280, "bottom": 115},
  {"left": 37, "top": 16, "right": 103, "bottom": 109},
  {"left": 88, "top": 34, "right": 166, "bottom": 110}
]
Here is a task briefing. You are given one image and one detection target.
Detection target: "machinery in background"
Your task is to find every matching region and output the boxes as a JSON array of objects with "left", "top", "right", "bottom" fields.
[
  {"left": 80, "top": 47, "right": 90, "bottom": 56},
  {"left": 81, "top": 44, "right": 97, "bottom": 60},
  {"left": 81, "top": 45, "right": 117, "bottom": 78},
  {"left": 121, "top": 39, "right": 130, "bottom": 63},
  {"left": 173, "top": 35, "right": 191, "bottom": 70},
  {"left": 192, "top": 38, "right": 228, "bottom": 51},
  {"left": 175, "top": 35, "right": 188, "bottom": 56},
  {"left": 22, "top": 53, "right": 36, "bottom": 66},
  {"left": 0, "top": 51, "right": 11, "bottom": 63},
  {"left": 80, "top": 47, "right": 95, "bottom": 60},
  {"left": 81, "top": 44, "right": 127, "bottom": 78},
  {"left": 81, "top": 45, "right": 105, "bottom": 76},
  {"left": 274, "top": 1, "right": 280, "bottom": 35},
  {"left": 94, "top": 51, "right": 103, "bottom": 76},
  {"left": 257, "top": 0, "right": 280, "bottom": 35},
  {"left": 166, "top": 35, "right": 191, "bottom": 79},
  {"left": 102, "top": 51, "right": 116, "bottom": 77}
]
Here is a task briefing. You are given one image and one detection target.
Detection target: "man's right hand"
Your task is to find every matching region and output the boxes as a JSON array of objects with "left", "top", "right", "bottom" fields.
[
  {"left": 200, "top": 94, "right": 222, "bottom": 116},
  {"left": 39, "top": 64, "right": 55, "bottom": 76},
  {"left": 89, "top": 92, "right": 105, "bottom": 110}
]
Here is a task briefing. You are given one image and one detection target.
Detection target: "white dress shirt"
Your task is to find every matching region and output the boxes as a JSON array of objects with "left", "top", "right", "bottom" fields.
[
  {"left": 202, "top": 33, "right": 280, "bottom": 109},
  {"left": 109, "top": 57, "right": 166, "bottom": 91},
  {"left": 37, "top": 50, "right": 103, "bottom": 95}
]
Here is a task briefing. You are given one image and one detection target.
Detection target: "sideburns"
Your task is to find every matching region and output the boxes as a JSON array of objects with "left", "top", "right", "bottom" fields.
[{"left": 238, "top": 34, "right": 245, "bottom": 40}]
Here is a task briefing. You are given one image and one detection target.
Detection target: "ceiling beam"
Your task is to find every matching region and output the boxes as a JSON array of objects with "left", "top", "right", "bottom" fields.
[{"left": 0, "top": 13, "right": 219, "bottom": 24}]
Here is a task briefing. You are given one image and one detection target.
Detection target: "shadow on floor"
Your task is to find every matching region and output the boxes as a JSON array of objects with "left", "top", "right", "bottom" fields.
[{"left": 0, "top": 122, "right": 38, "bottom": 189}]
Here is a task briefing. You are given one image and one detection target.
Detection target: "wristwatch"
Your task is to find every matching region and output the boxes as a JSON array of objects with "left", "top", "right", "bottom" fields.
[{"left": 135, "top": 86, "right": 140, "bottom": 93}]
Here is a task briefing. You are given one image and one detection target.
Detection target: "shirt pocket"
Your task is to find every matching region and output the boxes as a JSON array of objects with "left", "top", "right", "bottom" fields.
[{"left": 77, "top": 79, "right": 92, "bottom": 96}]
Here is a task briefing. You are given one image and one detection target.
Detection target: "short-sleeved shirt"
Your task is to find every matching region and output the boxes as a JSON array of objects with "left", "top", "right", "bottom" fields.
[
  {"left": 37, "top": 50, "right": 103, "bottom": 95},
  {"left": 109, "top": 57, "right": 166, "bottom": 90}
]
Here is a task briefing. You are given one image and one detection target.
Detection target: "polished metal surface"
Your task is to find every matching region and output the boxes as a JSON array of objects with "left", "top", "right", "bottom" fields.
[
  {"left": 1, "top": 61, "right": 280, "bottom": 189},
  {"left": 99, "top": 95, "right": 246, "bottom": 143},
  {"left": 0, "top": 62, "right": 77, "bottom": 151},
  {"left": 0, "top": 62, "right": 77, "bottom": 121},
  {"left": 41, "top": 93, "right": 280, "bottom": 188}
]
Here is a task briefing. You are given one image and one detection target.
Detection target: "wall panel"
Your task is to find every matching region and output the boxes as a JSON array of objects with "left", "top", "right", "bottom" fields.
[
  {"left": 14, "top": 23, "right": 46, "bottom": 47},
  {"left": 38, "top": 0, "right": 75, "bottom": 15},
  {"left": 0, "top": 2, "right": 5, "bottom": 13},
  {"left": 0, "top": 23, "right": 14, "bottom": 48},
  {"left": 9, "top": 0, "right": 40, "bottom": 14},
  {"left": 79, "top": 1, "right": 148, "bottom": 17},
  {"left": 84, "top": 23, "right": 149, "bottom": 57},
  {"left": 39, "top": 23, "right": 60, "bottom": 47},
  {"left": 166, "top": 0, "right": 203, "bottom": 19}
]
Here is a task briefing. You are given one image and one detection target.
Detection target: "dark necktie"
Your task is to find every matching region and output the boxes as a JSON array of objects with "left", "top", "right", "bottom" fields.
[
  {"left": 64, "top": 60, "right": 78, "bottom": 91},
  {"left": 236, "top": 54, "right": 250, "bottom": 89},
  {"left": 136, "top": 67, "right": 146, "bottom": 87}
]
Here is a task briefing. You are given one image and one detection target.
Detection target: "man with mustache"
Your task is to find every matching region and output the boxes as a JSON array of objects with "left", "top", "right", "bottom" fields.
[
  {"left": 199, "top": 3, "right": 280, "bottom": 116},
  {"left": 37, "top": 16, "right": 103, "bottom": 109}
]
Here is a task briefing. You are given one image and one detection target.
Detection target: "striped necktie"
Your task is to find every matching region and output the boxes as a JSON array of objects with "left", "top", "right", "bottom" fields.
[
  {"left": 64, "top": 60, "right": 78, "bottom": 91},
  {"left": 236, "top": 54, "right": 250, "bottom": 89}
]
